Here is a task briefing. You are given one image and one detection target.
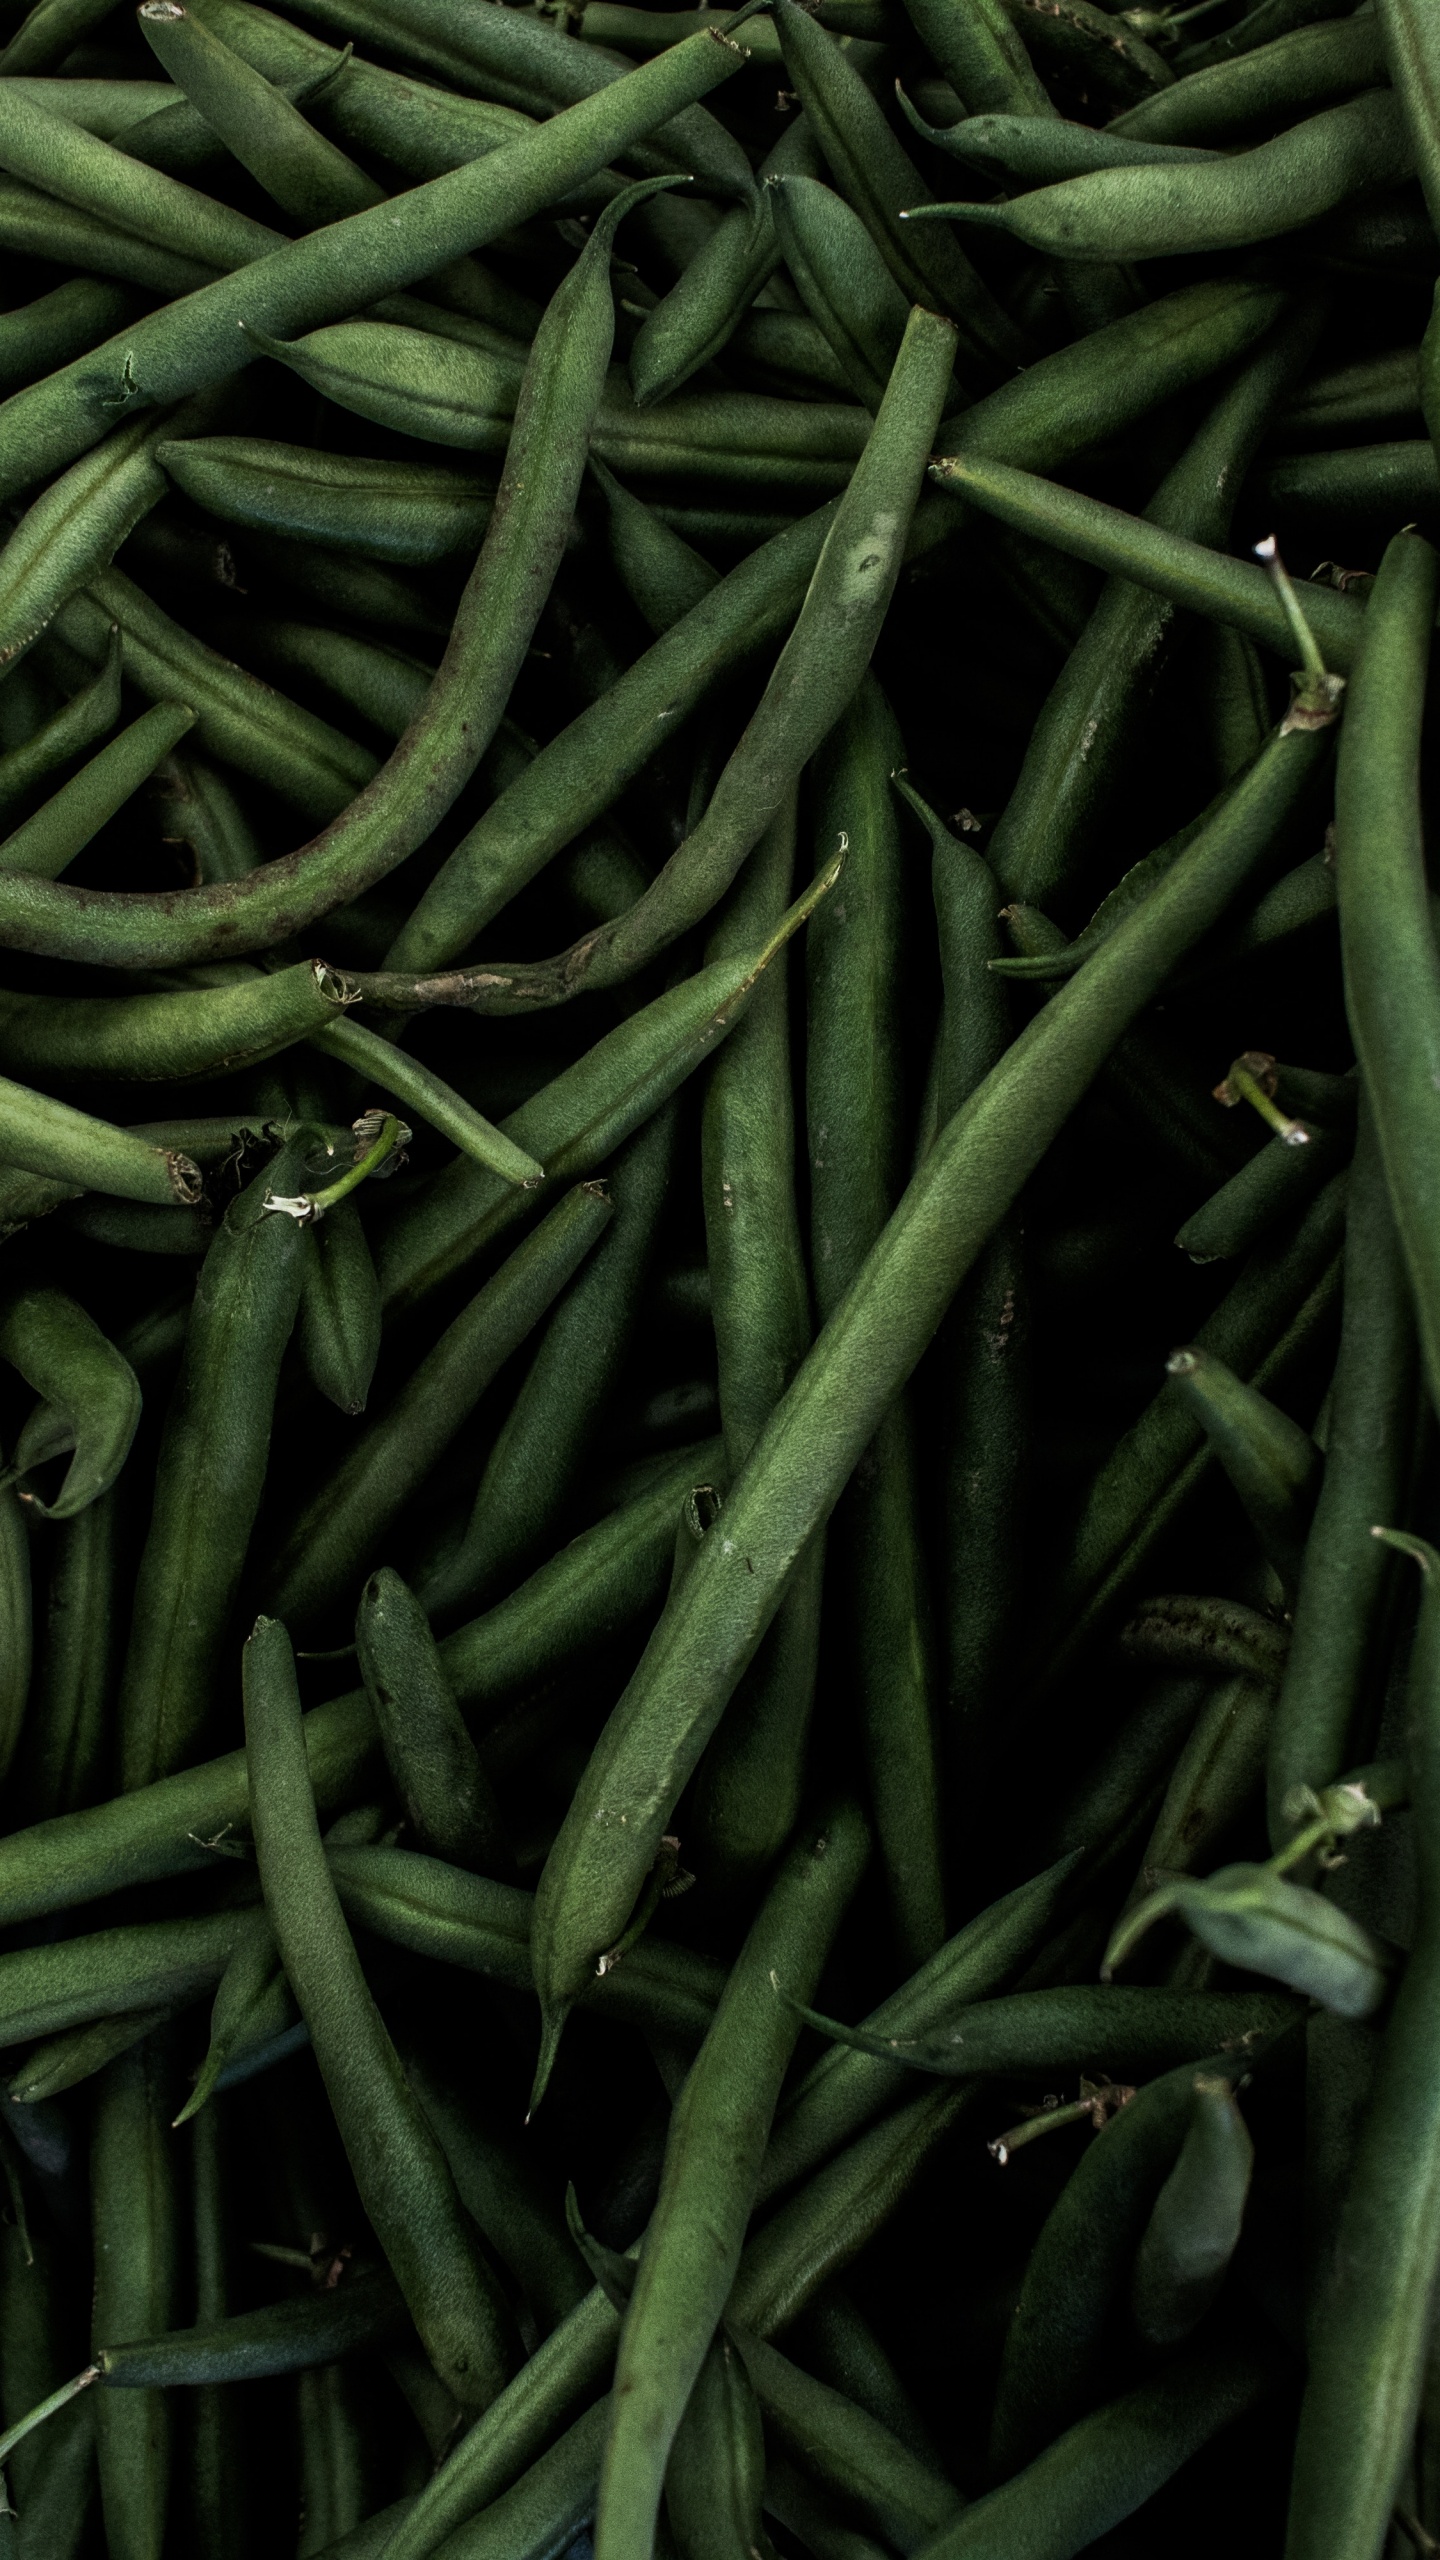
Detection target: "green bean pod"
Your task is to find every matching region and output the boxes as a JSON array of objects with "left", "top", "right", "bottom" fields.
[
  {"left": 408, "top": 305, "right": 954, "bottom": 1018},
  {"left": 737, "top": 2329, "right": 961, "bottom": 2551},
  {"left": 1286, "top": 1535, "right": 1440, "bottom": 2555},
  {"left": 631, "top": 111, "right": 822, "bottom": 408},
  {"left": 298, "top": 1198, "right": 382, "bottom": 1419},
  {"left": 12, "top": 1489, "right": 118, "bottom": 1823},
  {"left": 174, "top": 1903, "right": 290, "bottom": 2127},
  {"left": 767, "top": 172, "right": 912, "bottom": 415},
  {"left": 0, "top": 701, "right": 197, "bottom": 882},
  {"left": 0, "top": 1439, "right": 719, "bottom": 1929},
  {"left": 529, "top": 707, "right": 1337, "bottom": 2065},
  {"left": 1131, "top": 2072, "right": 1254, "bottom": 2347},
  {"left": 116, "top": 1136, "right": 313, "bottom": 1788},
  {"left": 0, "top": 630, "right": 120, "bottom": 827},
  {"left": 1028, "top": 1168, "right": 1349, "bottom": 1698},
  {"left": 665, "top": 2330, "right": 772, "bottom": 2560},
  {"left": 1109, "top": 12, "right": 1385, "bottom": 143},
  {"left": 8, "top": 2008, "right": 176, "bottom": 2106},
  {"left": 90, "top": 2037, "right": 181, "bottom": 2560},
  {"left": 0, "top": 1077, "right": 202, "bottom": 1209},
  {"left": 0, "top": 276, "right": 133, "bottom": 399},
  {"left": 932, "top": 2334, "right": 1286, "bottom": 2556},
  {"left": 929, "top": 447, "right": 1365, "bottom": 670},
  {"left": 266, "top": 1180, "right": 613, "bottom": 1629},
  {"left": 99, "top": 2270, "right": 405, "bottom": 2389},
  {"left": 355, "top": 1568, "right": 507, "bottom": 1873},
  {"left": 244, "top": 1613, "right": 517, "bottom": 2411},
  {"left": 905, "top": 106, "right": 1216, "bottom": 184},
  {"left": 1116, "top": 1671, "right": 1278, "bottom": 1927},
  {"left": 417, "top": 1101, "right": 679, "bottom": 1624},
  {"left": 0, "top": 412, "right": 171, "bottom": 672},
  {"left": 0, "top": 1284, "right": 140, "bottom": 1521},
  {"left": 136, "top": 0, "right": 384, "bottom": 226},
  {"left": 773, "top": 0, "right": 1026, "bottom": 384},
  {"left": 1164, "top": 1344, "right": 1323, "bottom": 1597},
  {"left": 157, "top": 437, "right": 495, "bottom": 565},
  {"left": 807, "top": 691, "right": 944, "bottom": 1964},
  {"left": 1334, "top": 531, "right": 1440, "bottom": 1416},
  {"left": 406, "top": 2050, "right": 589, "bottom": 2337},
  {"left": 1267, "top": 1103, "right": 1417, "bottom": 1843},
  {"left": 991, "top": 2049, "right": 1253, "bottom": 2473},
  {"left": 688, "top": 801, "right": 822, "bottom": 1900},
  {"left": 982, "top": 296, "right": 1322, "bottom": 915},
  {"left": 1175, "top": 1120, "right": 1349, "bottom": 1264},
  {"left": 593, "top": 1799, "right": 869, "bottom": 2553}
]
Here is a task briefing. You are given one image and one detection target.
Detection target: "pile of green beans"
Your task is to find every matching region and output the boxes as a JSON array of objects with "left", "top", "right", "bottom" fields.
[{"left": 0, "top": 0, "right": 1437, "bottom": 2553}]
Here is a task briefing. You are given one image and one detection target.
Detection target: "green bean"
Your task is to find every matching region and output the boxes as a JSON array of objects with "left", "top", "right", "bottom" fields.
[
  {"left": 298, "top": 1198, "right": 381, "bottom": 1418},
  {"left": 1280, "top": 344, "right": 1423, "bottom": 446},
  {"left": 355, "top": 1568, "right": 507, "bottom": 1873},
  {"left": 50, "top": 563, "right": 376, "bottom": 825},
  {"left": 1031, "top": 1171, "right": 1348, "bottom": 1697},
  {"left": 257, "top": 0, "right": 754, "bottom": 190},
  {"left": 136, "top": 0, "right": 384, "bottom": 226},
  {"left": 931, "top": 2334, "right": 1285, "bottom": 2556},
  {"left": 98, "top": 2270, "right": 405, "bottom": 2389},
  {"left": 903, "top": 104, "right": 1216, "bottom": 183},
  {"left": 1121, "top": 1593, "right": 1291, "bottom": 1687},
  {"left": 1005, "top": 0, "right": 1177, "bottom": 105},
  {"left": 1287, "top": 1539, "right": 1440, "bottom": 2550},
  {"left": 920, "top": 90, "right": 1407, "bottom": 260},
  {"left": 388, "top": 271, "right": 1286, "bottom": 974},
  {"left": 806, "top": 694, "right": 943, "bottom": 1963},
  {"left": 0, "top": 1478, "right": 27, "bottom": 1797},
  {"left": 0, "top": 277, "right": 133, "bottom": 399},
  {"left": 384, "top": 2085, "right": 964, "bottom": 2560},
  {"left": 375, "top": 859, "right": 837, "bottom": 1318},
  {"left": 1165, "top": 1344, "right": 1323, "bottom": 1597},
  {"left": 12, "top": 1489, "right": 117, "bottom": 1825},
  {"left": 7, "top": 2009, "right": 177, "bottom": 2107},
  {"left": 0, "top": 181, "right": 221, "bottom": 295},
  {"left": 157, "top": 437, "right": 494, "bottom": 564},
  {"left": 210, "top": 615, "right": 433, "bottom": 744},
  {"left": 794, "top": 1982, "right": 1300, "bottom": 2082},
  {"left": 981, "top": 299, "right": 1320, "bottom": 914},
  {"left": 330, "top": 1842, "right": 725, "bottom": 2044},
  {"left": 737, "top": 2331, "right": 961, "bottom": 2551},
  {"left": 905, "top": 0, "right": 1050, "bottom": 116},
  {"left": 1261, "top": 440, "right": 1440, "bottom": 533},
  {"left": 1112, "top": 1670, "right": 1277, "bottom": 1927},
  {"left": 1131, "top": 2072, "right": 1254, "bottom": 2347},
  {"left": 311, "top": 1019, "right": 544, "bottom": 1184},
  {"left": 244, "top": 1614, "right": 516, "bottom": 2411},
  {"left": 90, "top": 2038, "right": 180, "bottom": 2560},
  {"left": 1334, "top": 530, "right": 1440, "bottom": 1417},
  {"left": 0, "top": 1078, "right": 202, "bottom": 1209},
  {"left": 1178, "top": 0, "right": 1351, "bottom": 74},
  {"left": 151, "top": 749, "right": 260, "bottom": 886},
  {"left": 0, "top": 1908, "right": 243, "bottom": 2051},
  {"left": 0, "top": 86, "right": 285, "bottom": 274},
  {"left": 591, "top": 460, "right": 718, "bottom": 636},
  {"left": 631, "top": 112, "right": 821, "bottom": 408},
  {"left": 0, "top": 412, "right": 171, "bottom": 676},
  {"left": 406, "top": 2050, "right": 589, "bottom": 2337},
  {"left": 266, "top": 1181, "right": 612, "bottom": 1629},
  {"left": 1110, "top": 10, "right": 1385, "bottom": 141},
  {"left": 0, "top": 1440, "right": 714, "bottom": 1927},
  {"left": 593, "top": 1800, "right": 869, "bottom": 2556},
  {"left": 767, "top": 172, "right": 912, "bottom": 415},
  {"left": 792, "top": 2289, "right": 938, "bottom": 2470},
  {"left": 931, "top": 449, "right": 1365, "bottom": 670},
  {"left": 0, "top": 1284, "right": 140, "bottom": 1520},
  {"left": 686, "top": 802, "right": 822, "bottom": 1901},
  {"left": 991, "top": 2049, "right": 1257, "bottom": 2472},
  {"left": 418, "top": 1102, "right": 678, "bottom": 1623},
  {"left": 0, "top": 76, "right": 173, "bottom": 135},
  {"left": 0, "top": 15, "right": 755, "bottom": 525},
  {"left": 528, "top": 698, "right": 1338, "bottom": 2068},
  {"left": 0, "top": 630, "right": 120, "bottom": 827},
  {"left": 0, "top": 0, "right": 124, "bottom": 75},
  {"left": 773, "top": 0, "right": 1025, "bottom": 384},
  {"left": 1176, "top": 1119, "right": 1349, "bottom": 1263},
  {"left": 665, "top": 2329, "right": 771, "bottom": 2560},
  {"left": 372, "top": 306, "right": 954, "bottom": 1020},
  {"left": 116, "top": 1134, "right": 312, "bottom": 1789},
  {"left": 1267, "top": 1107, "right": 1416, "bottom": 1845},
  {"left": 0, "top": 702, "right": 196, "bottom": 881}
]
